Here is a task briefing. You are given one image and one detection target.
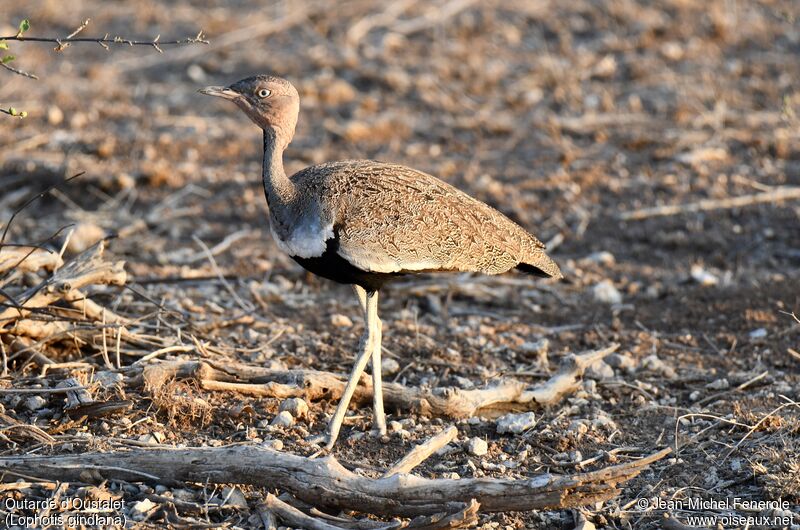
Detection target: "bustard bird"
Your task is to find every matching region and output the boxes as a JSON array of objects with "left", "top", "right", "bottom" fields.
[{"left": 200, "top": 75, "right": 562, "bottom": 452}]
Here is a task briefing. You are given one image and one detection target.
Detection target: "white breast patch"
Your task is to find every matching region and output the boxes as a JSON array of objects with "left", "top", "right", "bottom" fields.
[{"left": 270, "top": 218, "right": 334, "bottom": 259}]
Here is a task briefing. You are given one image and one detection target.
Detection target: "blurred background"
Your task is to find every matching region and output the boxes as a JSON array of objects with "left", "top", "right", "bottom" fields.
[
  {"left": 0, "top": 1, "right": 798, "bottom": 526},
  {"left": 1, "top": 1, "right": 798, "bottom": 282}
]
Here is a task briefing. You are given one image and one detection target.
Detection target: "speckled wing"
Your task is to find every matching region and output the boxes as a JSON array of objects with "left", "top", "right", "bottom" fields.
[{"left": 294, "top": 160, "right": 562, "bottom": 278}]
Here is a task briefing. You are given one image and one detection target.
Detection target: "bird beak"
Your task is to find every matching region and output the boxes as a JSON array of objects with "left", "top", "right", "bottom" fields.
[{"left": 198, "top": 86, "right": 240, "bottom": 100}]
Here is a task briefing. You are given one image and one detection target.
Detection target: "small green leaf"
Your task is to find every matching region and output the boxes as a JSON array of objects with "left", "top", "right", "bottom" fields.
[
  {"left": 0, "top": 41, "right": 8, "bottom": 50},
  {"left": 18, "top": 19, "right": 30, "bottom": 35},
  {"left": 1, "top": 54, "right": 15, "bottom": 64}
]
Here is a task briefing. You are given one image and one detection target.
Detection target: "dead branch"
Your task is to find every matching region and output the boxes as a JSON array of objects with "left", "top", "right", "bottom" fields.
[
  {"left": 618, "top": 186, "right": 800, "bottom": 220},
  {"left": 0, "top": 445, "right": 671, "bottom": 516},
  {"left": 0, "top": 246, "right": 63, "bottom": 276},
  {"left": 0, "top": 241, "right": 126, "bottom": 326},
  {"left": 517, "top": 344, "right": 619, "bottom": 406},
  {"left": 384, "top": 425, "right": 458, "bottom": 477},
  {"left": 0, "top": 19, "right": 207, "bottom": 49},
  {"left": 262, "top": 493, "right": 349, "bottom": 530},
  {"left": 132, "top": 344, "right": 616, "bottom": 418}
]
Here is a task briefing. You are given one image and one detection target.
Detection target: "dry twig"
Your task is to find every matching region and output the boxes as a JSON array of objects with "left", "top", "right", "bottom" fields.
[
  {"left": 384, "top": 425, "right": 458, "bottom": 477},
  {"left": 131, "top": 344, "right": 617, "bottom": 419},
  {"left": 0, "top": 445, "right": 672, "bottom": 516},
  {"left": 618, "top": 187, "right": 800, "bottom": 220}
]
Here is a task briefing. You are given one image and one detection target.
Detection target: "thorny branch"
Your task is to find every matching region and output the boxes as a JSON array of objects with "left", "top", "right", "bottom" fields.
[
  {"left": 0, "top": 17, "right": 208, "bottom": 85},
  {"left": 0, "top": 19, "right": 208, "bottom": 53}
]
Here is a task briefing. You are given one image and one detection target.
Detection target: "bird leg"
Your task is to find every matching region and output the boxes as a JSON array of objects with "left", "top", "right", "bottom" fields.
[
  {"left": 354, "top": 285, "right": 387, "bottom": 437},
  {"left": 320, "top": 289, "right": 380, "bottom": 452}
]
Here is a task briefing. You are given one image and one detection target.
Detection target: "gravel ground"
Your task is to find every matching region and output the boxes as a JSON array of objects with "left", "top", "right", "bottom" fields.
[{"left": 1, "top": 1, "right": 799, "bottom": 528}]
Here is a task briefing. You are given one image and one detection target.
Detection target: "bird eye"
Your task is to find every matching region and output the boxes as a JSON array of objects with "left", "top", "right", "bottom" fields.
[{"left": 257, "top": 88, "right": 271, "bottom": 98}]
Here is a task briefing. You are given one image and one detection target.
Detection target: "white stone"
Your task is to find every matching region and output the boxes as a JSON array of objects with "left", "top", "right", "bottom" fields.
[
  {"left": 749, "top": 328, "right": 767, "bottom": 339},
  {"left": 271, "top": 410, "right": 294, "bottom": 428},
  {"left": 381, "top": 357, "right": 400, "bottom": 375},
  {"left": 24, "top": 395, "right": 47, "bottom": 411},
  {"left": 640, "top": 355, "right": 677, "bottom": 379},
  {"left": 584, "top": 251, "right": 616, "bottom": 266},
  {"left": 94, "top": 370, "right": 123, "bottom": 388},
  {"left": 706, "top": 378, "right": 729, "bottom": 390},
  {"left": 279, "top": 398, "right": 309, "bottom": 419},
  {"left": 221, "top": 486, "right": 248, "bottom": 508},
  {"left": 388, "top": 420, "right": 403, "bottom": 433},
  {"left": 67, "top": 222, "right": 106, "bottom": 254},
  {"left": 586, "top": 360, "right": 615, "bottom": 380},
  {"left": 591, "top": 280, "right": 622, "bottom": 304},
  {"left": 132, "top": 498, "right": 156, "bottom": 514},
  {"left": 262, "top": 439, "right": 284, "bottom": 450},
  {"left": 466, "top": 437, "right": 488, "bottom": 456},
  {"left": 568, "top": 420, "right": 589, "bottom": 435},
  {"left": 606, "top": 352, "right": 636, "bottom": 371},
  {"left": 330, "top": 314, "right": 353, "bottom": 328},
  {"left": 496, "top": 412, "right": 537, "bottom": 434},
  {"left": 690, "top": 264, "right": 719, "bottom": 286}
]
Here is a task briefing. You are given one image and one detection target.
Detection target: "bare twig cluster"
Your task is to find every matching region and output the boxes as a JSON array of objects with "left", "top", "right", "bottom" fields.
[{"left": 0, "top": 17, "right": 207, "bottom": 116}]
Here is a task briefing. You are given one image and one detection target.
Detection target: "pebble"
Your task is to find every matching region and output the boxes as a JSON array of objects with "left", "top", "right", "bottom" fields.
[
  {"left": 466, "top": 437, "right": 488, "bottom": 456},
  {"left": 584, "top": 251, "right": 616, "bottom": 266},
  {"left": 452, "top": 375, "right": 475, "bottom": 389},
  {"left": 381, "top": 357, "right": 400, "bottom": 375},
  {"left": 640, "top": 355, "right": 677, "bottom": 379},
  {"left": 591, "top": 280, "right": 622, "bottom": 304},
  {"left": 749, "top": 328, "right": 767, "bottom": 339},
  {"left": 94, "top": 370, "right": 123, "bottom": 388},
  {"left": 520, "top": 338, "right": 549, "bottom": 364},
  {"left": 591, "top": 414, "right": 617, "bottom": 432},
  {"left": 271, "top": 411, "right": 294, "bottom": 428},
  {"left": 221, "top": 486, "right": 248, "bottom": 509},
  {"left": 67, "top": 222, "right": 106, "bottom": 254},
  {"left": 137, "top": 433, "right": 162, "bottom": 445},
  {"left": 24, "top": 395, "right": 47, "bottom": 411},
  {"left": 605, "top": 352, "right": 636, "bottom": 371},
  {"left": 330, "top": 314, "right": 353, "bottom": 328},
  {"left": 262, "top": 439, "right": 284, "bottom": 450},
  {"left": 568, "top": 419, "right": 589, "bottom": 435},
  {"left": 496, "top": 412, "right": 537, "bottom": 434},
  {"left": 574, "top": 515, "right": 596, "bottom": 530},
  {"left": 586, "top": 360, "right": 615, "bottom": 380},
  {"left": 131, "top": 498, "right": 156, "bottom": 517},
  {"left": 186, "top": 63, "right": 207, "bottom": 83},
  {"left": 388, "top": 420, "right": 404, "bottom": 433},
  {"left": 706, "top": 378, "right": 729, "bottom": 390},
  {"left": 279, "top": 398, "right": 309, "bottom": 419},
  {"left": 690, "top": 264, "right": 719, "bottom": 286},
  {"left": 47, "top": 105, "right": 64, "bottom": 125}
]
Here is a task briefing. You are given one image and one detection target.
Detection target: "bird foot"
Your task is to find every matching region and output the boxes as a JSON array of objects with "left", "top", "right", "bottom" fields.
[{"left": 370, "top": 427, "right": 389, "bottom": 443}]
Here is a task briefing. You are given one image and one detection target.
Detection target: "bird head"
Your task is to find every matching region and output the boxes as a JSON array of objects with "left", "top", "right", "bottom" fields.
[{"left": 200, "top": 75, "right": 299, "bottom": 148}]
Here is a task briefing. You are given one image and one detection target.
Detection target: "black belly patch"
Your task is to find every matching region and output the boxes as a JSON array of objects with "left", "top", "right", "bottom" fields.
[{"left": 290, "top": 236, "right": 404, "bottom": 292}]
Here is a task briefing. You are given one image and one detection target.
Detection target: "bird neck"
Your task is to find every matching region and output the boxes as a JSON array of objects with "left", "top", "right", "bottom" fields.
[{"left": 261, "top": 128, "right": 295, "bottom": 206}]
